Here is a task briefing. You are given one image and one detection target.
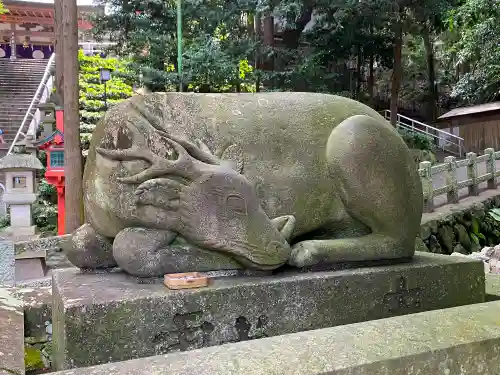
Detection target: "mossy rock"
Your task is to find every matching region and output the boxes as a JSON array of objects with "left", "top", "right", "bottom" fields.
[
  {"left": 454, "top": 224, "right": 472, "bottom": 253},
  {"left": 24, "top": 345, "right": 45, "bottom": 372},
  {"left": 429, "top": 235, "right": 443, "bottom": 254},
  {"left": 415, "top": 236, "right": 429, "bottom": 252},
  {"left": 437, "top": 225, "right": 454, "bottom": 254}
]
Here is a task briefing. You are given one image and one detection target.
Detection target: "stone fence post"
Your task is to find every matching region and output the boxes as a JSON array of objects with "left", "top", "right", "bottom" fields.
[
  {"left": 419, "top": 161, "right": 434, "bottom": 213},
  {"left": 467, "top": 152, "right": 479, "bottom": 196},
  {"left": 485, "top": 148, "right": 497, "bottom": 189},
  {"left": 444, "top": 156, "right": 458, "bottom": 204}
]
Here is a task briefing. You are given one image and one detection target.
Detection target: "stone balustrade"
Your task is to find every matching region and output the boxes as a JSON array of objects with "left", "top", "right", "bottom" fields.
[{"left": 419, "top": 148, "right": 500, "bottom": 212}]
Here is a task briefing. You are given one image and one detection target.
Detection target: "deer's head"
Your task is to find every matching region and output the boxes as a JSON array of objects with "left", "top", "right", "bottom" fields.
[{"left": 96, "top": 133, "right": 296, "bottom": 269}]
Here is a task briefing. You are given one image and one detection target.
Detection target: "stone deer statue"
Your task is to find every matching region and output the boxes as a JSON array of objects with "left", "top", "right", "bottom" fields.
[{"left": 65, "top": 92, "right": 423, "bottom": 277}]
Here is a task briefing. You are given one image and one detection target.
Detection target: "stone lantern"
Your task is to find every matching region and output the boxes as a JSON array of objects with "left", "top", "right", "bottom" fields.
[{"left": 0, "top": 153, "right": 43, "bottom": 236}]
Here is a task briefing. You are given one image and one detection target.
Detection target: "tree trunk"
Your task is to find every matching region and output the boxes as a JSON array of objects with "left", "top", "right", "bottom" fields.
[
  {"left": 280, "top": 7, "right": 313, "bottom": 49},
  {"left": 390, "top": 20, "right": 403, "bottom": 127},
  {"left": 355, "top": 46, "right": 363, "bottom": 101},
  {"left": 367, "top": 22, "right": 375, "bottom": 107},
  {"left": 368, "top": 52, "right": 375, "bottom": 107},
  {"left": 62, "top": 0, "right": 83, "bottom": 233},
  {"left": 254, "top": 12, "right": 262, "bottom": 92},
  {"left": 422, "top": 24, "right": 437, "bottom": 121},
  {"left": 262, "top": 15, "right": 274, "bottom": 71},
  {"left": 54, "top": 0, "right": 64, "bottom": 105}
]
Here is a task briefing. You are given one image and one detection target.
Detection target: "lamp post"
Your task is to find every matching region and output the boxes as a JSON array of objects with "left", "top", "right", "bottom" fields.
[
  {"left": 177, "top": 0, "right": 183, "bottom": 92},
  {"left": 99, "top": 67, "right": 112, "bottom": 110}
]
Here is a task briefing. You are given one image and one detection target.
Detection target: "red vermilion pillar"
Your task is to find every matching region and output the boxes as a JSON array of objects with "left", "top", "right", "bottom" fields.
[
  {"left": 44, "top": 108, "right": 66, "bottom": 236},
  {"left": 54, "top": 177, "right": 65, "bottom": 236},
  {"left": 57, "top": 181, "right": 65, "bottom": 236}
]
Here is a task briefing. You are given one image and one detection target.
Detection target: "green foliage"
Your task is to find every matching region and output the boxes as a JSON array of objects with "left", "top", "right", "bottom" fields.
[
  {"left": 0, "top": 213, "right": 10, "bottom": 229},
  {"left": 398, "top": 128, "right": 435, "bottom": 151},
  {"left": 38, "top": 179, "right": 57, "bottom": 204},
  {"left": 78, "top": 50, "right": 134, "bottom": 147},
  {"left": 91, "top": 0, "right": 496, "bottom": 120},
  {"left": 32, "top": 200, "right": 58, "bottom": 234},
  {"left": 0, "top": 1, "right": 7, "bottom": 15},
  {"left": 446, "top": 0, "right": 500, "bottom": 104},
  {"left": 25, "top": 345, "right": 46, "bottom": 372},
  {"left": 485, "top": 208, "right": 500, "bottom": 240},
  {"left": 488, "top": 208, "right": 500, "bottom": 222},
  {"left": 470, "top": 216, "right": 485, "bottom": 245}
]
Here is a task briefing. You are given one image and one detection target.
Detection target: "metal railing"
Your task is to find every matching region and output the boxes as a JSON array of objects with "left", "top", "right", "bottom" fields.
[
  {"left": 7, "top": 53, "right": 56, "bottom": 155},
  {"left": 383, "top": 110, "right": 464, "bottom": 157}
]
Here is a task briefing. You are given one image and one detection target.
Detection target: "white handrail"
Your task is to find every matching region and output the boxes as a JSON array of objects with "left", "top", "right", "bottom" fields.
[
  {"left": 383, "top": 110, "right": 464, "bottom": 142},
  {"left": 7, "top": 53, "right": 56, "bottom": 155},
  {"left": 27, "top": 75, "right": 54, "bottom": 139},
  {"left": 382, "top": 109, "right": 464, "bottom": 157}
]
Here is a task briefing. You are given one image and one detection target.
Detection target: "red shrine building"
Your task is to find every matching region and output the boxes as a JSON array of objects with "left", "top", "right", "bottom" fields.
[
  {"left": 0, "top": 0, "right": 104, "bottom": 59},
  {"left": 34, "top": 108, "right": 65, "bottom": 235}
]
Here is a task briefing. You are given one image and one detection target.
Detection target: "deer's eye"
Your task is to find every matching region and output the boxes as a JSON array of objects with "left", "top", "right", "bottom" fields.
[{"left": 225, "top": 194, "right": 247, "bottom": 216}]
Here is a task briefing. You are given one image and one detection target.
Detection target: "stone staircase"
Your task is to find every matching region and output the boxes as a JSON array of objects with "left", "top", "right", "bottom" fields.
[{"left": 0, "top": 59, "right": 48, "bottom": 157}]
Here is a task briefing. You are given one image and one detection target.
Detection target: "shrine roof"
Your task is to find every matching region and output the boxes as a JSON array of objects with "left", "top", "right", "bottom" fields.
[
  {"left": 33, "top": 129, "right": 63, "bottom": 148},
  {"left": 1, "top": 0, "right": 102, "bottom": 29}
]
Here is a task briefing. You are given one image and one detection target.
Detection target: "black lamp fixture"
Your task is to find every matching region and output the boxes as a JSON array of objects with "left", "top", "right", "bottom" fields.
[{"left": 99, "top": 67, "right": 112, "bottom": 110}]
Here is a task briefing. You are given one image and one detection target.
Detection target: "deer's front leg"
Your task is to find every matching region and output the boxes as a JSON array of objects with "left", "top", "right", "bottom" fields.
[
  {"left": 112, "top": 227, "right": 242, "bottom": 277},
  {"left": 64, "top": 223, "right": 117, "bottom": 269}
]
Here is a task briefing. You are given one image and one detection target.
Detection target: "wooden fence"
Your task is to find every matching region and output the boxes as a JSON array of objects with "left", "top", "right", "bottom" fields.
[{"left": 419, "top": 148, "right": 500, "bottom": 213}]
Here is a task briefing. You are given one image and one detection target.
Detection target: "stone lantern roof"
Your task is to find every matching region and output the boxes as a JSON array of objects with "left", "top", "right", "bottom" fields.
[{"left": 0, "top": 154, "right": 43, "bottom": 171}]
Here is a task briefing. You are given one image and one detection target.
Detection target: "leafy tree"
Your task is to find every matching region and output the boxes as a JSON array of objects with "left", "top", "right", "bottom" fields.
[
  {"left": 90, "top": 0, "right": 499, "bottom": 124},
  {"left": 78, "top": 50, "right": 134, "bottom": 150},
  {"left": 447, "top": 0, "right": 500, "bottom": 104},
  {"left": 0, "top": 1, "right": 8, "bottom": 14}
]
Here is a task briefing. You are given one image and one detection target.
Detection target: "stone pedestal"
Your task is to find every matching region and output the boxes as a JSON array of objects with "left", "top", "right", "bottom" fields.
[
  {"left": 47, "top": 300, "right": 500, "bottom": 375},
  {"left": 15, "top": 251, "right": 47, "bottom": 282},
  {"left": 52, "top": 252, "right": 485, "bottom": 370},
  {"left": 0, "top": 287, "right": 24, "bottom": 375}
]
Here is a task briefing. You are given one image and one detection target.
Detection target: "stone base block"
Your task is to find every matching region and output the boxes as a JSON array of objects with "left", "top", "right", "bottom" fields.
[
  {"left": 0, "top": 287, "right": 24, "bottom": 375},
  {"left": 11, "top": 284, "right": 52, "bottom": 338},
  {"left": 50, "top": 300, "right": 500, "bottom": 375},
  {"left": 52, "top": 252, "right": 485, "bottom": 370},
  {"left": 15, "top": 258, "right": 46, "bottom": 282},
  {"left": 6, "top": 225, "right": 37, "bottom": 236},
  {"left": 485, "top": 274, "right": 500, "bottom": 301}
]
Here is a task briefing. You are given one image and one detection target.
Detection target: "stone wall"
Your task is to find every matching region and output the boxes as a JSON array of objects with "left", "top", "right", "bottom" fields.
[{"left": 419, "top": 191, "right": 500, "bottom": 255}]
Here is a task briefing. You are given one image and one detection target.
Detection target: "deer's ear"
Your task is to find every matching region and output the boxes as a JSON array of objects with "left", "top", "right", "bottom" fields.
[
  {"left": 220, "top": 144, "right": 244, "bottom": 174},
  {"left": 272, "top": 215, "right": 296, "bottom": 242}
]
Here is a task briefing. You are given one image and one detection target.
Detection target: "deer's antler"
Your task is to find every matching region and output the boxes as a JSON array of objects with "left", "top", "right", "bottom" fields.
[{"left": 97, "top": 136, "right": 212, "bottom": 184}]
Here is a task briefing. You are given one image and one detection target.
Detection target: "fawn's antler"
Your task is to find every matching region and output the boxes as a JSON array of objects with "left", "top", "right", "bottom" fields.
[{"left": 96, "top": 135, "right": 220, "bottom": 184}]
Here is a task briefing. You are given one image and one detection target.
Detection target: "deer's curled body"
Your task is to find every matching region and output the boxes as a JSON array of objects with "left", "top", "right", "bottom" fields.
[{"left": 65, "top": 92, "right": 423, "bottom": 277}]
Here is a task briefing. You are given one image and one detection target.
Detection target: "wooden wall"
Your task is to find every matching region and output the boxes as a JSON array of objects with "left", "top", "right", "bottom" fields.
[
  {"left": 459, "top": 117, "right": 500, "bottom": 153},
  {"left": 437, "top": 111, "right": 500, "bottom": 154}
]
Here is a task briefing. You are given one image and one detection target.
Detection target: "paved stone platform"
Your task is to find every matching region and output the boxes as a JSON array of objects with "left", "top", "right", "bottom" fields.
[
  {"left": 51, "top": 299, "right": 500, "bottom": 375},
  {"left": 0, "top": 287, "right": 24, "bottom": 375},
  {"left": 52, "top": 252, "right": 485, "bottom": 370}
]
